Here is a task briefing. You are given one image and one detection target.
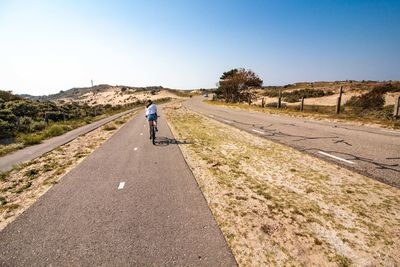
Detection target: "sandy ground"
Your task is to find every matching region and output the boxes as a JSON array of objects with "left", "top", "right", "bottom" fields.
[
  {"left": 253, "top": 91, "right": 399, "bottom": 107},
  {"left": 58, "top": 87, "right": 181, "bottom": 106},
  {"left": 0, "top": 112, "right": 138, "bottom": 231},
  {"left": 165, "top": 104, "right": 400, "bottom": 266}
]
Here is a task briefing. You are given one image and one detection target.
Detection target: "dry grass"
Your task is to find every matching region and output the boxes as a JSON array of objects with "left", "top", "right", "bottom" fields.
[
  {"left": 164, "top": 104, "right": 400, "bottom": 266},
  {"left": 0, "top": 112, "right": 137, "bottom": 231}
]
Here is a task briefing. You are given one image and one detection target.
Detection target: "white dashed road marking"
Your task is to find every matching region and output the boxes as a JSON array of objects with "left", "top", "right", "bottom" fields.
[
  {"left": 318, "top": 151, "right": 355, "bottom": 164},
  {"left": 134, "top": 147, "right": 138, "bottom": 151},
  {"left": 118, "top": 182, "right": 125, "bottom": 190},
  {"left": 252, "top": 129, "right": 264, "bottom": 134},
  {"left": 140, "top": 133, "right": 143, "bottom": 135}
]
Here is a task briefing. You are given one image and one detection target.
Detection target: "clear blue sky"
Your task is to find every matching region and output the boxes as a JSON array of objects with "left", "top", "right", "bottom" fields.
[{"left": 1, "top": 0, "right": 399, "bottom": 95}]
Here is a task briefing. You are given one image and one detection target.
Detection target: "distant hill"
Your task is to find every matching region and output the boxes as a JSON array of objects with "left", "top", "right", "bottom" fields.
[{"left": 20, "top": 84, "right": 165, "bottom": 101}]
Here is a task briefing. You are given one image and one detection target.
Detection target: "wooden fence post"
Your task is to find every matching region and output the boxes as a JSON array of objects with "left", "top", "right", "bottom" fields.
[
  {"left": 300, "top": 97, "right": 304, "bottom": 111},
  {"left": 277, "top": 89, "right": 282, "bottom": 108},
  {"left": 394, "top": 96, "right": 400, "bottom": 118},
  {"left": 336, "top": 86, "right": 343, "bottom": 114},
  {"left": 261, "top": 98, "right": 265, "bottom": 108}
]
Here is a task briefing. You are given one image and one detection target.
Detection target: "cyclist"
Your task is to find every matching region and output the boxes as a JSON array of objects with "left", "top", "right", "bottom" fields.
[{"left": 145, "top": 99, "right": 158, "bottom": 138}]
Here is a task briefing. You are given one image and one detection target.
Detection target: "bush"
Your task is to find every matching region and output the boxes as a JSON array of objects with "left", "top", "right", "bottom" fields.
[
  {"left": 263, "top": 89, "right": 333, "bottom": 102},
  {"left": 31, "top": 121, "right": 47, "bottom": 132},
  {"left": 373, "top": 83, "right": 400, "bottom": 93},
  {"left": 19, "top": 116, "right": 33, "bottom": 133},
  {"left": 0, "top": 119, "right": 16, "bottom": 138},
  {"left": 43, "top": 125, "right": 67, "bottom": 138},
  {"left": 21, "top": 134, "right": 42, "bottom": 145},
  {"left": 346, "top": 91, "right": 385, "bottom": 110},
  {"left": 284, "top": 89, "right": 333, "bottom": 103}
]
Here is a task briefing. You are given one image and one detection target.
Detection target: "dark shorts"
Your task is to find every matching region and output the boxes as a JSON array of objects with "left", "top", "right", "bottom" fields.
[{"left": 147, "top": 114, "right": 157, "bottom": 121}]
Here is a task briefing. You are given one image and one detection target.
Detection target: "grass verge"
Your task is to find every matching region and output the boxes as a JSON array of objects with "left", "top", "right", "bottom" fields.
[{"left": 164, "top": 103, "right": 400, "bottom": 266}]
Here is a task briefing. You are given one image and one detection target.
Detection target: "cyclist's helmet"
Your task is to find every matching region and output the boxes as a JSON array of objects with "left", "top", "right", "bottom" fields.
[{"left": 146, "top": 99, "right": 152, "bottom": 107}]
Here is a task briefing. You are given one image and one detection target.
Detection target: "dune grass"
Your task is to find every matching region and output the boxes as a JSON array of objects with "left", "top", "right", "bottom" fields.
[{"left": 165, "top": 104, "right": 400, "bottom": 266}]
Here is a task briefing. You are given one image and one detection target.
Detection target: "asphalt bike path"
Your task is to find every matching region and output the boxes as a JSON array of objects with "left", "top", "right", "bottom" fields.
[
  {"left": 186, "top": 97, "right": 400, "bottom": 188},
  {"left": 0, "top": 108, "right": 141, "bottom": 172},
  {"left": 0, "top": 107, "right": 236, "bottom": 266}
]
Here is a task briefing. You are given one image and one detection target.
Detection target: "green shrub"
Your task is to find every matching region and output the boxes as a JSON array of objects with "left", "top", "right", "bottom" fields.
[
  {"left": 373, "top": 83, "right": 400, "bottom": 93},
  {"left": 21, "top": 134, "right": 43, "bottom": 145},
  {"left": 346, "top": 91, "right": 385, "bottom": 110},
  {"left": 283, "top": 89, "right": 333, "bottom": 103},
  {"left": 31, "top": 121, "right": 47, "bottom": 132},
  {"left": 263, "top": 89, "right": 333, "bottom": 102},
  {"left": 43, "top": 125, "right": 66, "bottom": 138},
  {"left": 0, "top": 119, "right": 16, "bottom": 138},
  {"left": 19, "top": 116, "right": 33, "bottom": 133}
]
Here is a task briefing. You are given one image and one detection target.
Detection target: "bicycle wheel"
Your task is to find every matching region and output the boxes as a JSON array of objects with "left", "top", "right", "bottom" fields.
[{"left": 151, "top": 124, "right": 156, "bottom": 145}]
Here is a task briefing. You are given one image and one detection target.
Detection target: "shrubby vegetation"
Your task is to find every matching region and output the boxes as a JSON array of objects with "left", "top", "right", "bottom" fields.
[
  {"left": 1, "top": 90, "right": 120, "bottom": 139},
  {"left": 262, "top": 89, "right": 334, "bottom": 103},
  {"left": 0, "top": 90, "right": 170, "bottom": 154},
  {"left": 346, "top": 84, "right": 399, "bottom": 111}
]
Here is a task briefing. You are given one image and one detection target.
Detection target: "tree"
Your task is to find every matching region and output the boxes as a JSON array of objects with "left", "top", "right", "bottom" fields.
[{"left": 218, "top": 68, "right": 263, "bottom": 103}]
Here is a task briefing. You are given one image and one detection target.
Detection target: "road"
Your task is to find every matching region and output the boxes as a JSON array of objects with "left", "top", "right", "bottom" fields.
[
  {"left": 185, "top": 97, "right": 400, "bottom": 188},
  {"left": 0, "top": 108, "right": 140, "bottom": 172},
  {"left": 0, "top": 108, "right": 236, "bottom": 266}
]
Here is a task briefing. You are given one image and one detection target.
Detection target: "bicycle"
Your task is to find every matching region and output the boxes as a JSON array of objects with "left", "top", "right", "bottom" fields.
[{"left": 147, "top": 115, "right": 159, "bottom": 145}]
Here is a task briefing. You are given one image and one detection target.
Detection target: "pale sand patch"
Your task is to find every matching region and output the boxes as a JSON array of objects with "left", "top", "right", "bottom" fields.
[
  {"left": 58, "top": 87, "right": 181, "bottom": 106},
  {"left": 0, "top": 112, "right": 138, "bottom": 231},
  {"left": 253, "top": 90, "right": 398, "bottom": 107},
  {"left": 254, "top": 92, "right": 362, "bottom": 107},
  {"left": 385, "top": 92, "right": 400, "bottom": 106},
  {"left": 165, "top": 104, "right": 400, "bottom": 266}
]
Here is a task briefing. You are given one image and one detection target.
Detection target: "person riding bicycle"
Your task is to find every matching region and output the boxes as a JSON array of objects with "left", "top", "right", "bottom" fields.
[{"left": 145, "top": 99, "right": 158, "bottom": 138}]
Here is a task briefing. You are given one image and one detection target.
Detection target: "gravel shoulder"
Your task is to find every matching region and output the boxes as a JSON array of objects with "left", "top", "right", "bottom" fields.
[{"left": 164, "top": 103, "right": 400, "bottom": 266}]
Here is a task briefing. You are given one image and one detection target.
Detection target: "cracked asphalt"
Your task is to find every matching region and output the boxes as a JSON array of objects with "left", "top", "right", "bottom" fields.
[{"left": 186, "top": 97, "right": 400, "bottom": 188}]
